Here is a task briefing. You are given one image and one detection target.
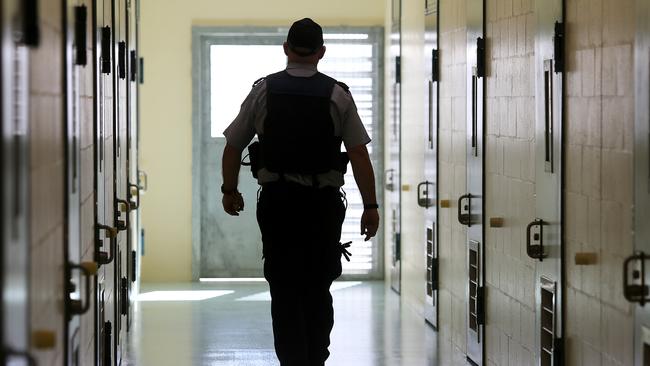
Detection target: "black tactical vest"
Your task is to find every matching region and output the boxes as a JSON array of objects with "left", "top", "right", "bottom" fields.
[{"left": 260, "top": 70, "right": 342, "bottom": 175}]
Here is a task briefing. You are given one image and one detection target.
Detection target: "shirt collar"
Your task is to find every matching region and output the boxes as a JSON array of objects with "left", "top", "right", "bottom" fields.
[{"left": 286, "top": 62, "right": 318, "bottom": 73}]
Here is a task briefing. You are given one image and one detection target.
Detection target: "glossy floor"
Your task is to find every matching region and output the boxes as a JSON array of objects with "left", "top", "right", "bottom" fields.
[{"left": 124, "top": 281, "right": 439, "bottom": 366}]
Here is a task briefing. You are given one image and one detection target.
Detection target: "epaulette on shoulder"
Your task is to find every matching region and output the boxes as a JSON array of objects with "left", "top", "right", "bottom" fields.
[
  {"left": 252, "top": 77, "right": 266, "bottom": 88},
  {"left": 336, "top": 81, "right": 351, "bottom": 94}
]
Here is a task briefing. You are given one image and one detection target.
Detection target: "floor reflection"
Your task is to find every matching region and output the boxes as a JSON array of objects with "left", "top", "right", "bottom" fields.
[{"left": 125, "top": 281, "right": 437, "bottom": 365}]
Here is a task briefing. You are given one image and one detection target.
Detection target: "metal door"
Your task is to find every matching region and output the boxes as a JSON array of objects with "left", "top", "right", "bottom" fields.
[
  {"left": 112, "top": 0, "right": 129, "bottom": 361},
  {"left": 624, "top": 1, "right": 650, "bottom": 364},
  {"left": 420, "top": 0, "right": 439, "bottom": 328},
  {"left": 460, "top": 0, "right": 485, "bottom": 364},
  {"left": 125, "top": 0, "right": 141, "bottom": 333},
  {"left": 94, "top": 0, "right": 117, "bottom": 364},
  {"left": 1, "top": 0, "right": 37, "bottom": 364},
  {"left": 388, "top": 0, "right": 402, "bottom": 294},
  {"left": 64, "top": 2, "right": 97, "bottom": 365},
  {"left": 527, "top": 2, "right": 565, "bottom": 365}
]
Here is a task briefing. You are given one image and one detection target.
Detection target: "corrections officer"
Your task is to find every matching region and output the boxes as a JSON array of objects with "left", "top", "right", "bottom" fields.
[{"left": 220, "top": 18, "right": 379, "bottom": 366}]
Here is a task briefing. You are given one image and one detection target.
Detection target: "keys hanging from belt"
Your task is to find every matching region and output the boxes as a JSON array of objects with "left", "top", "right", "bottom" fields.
[{"left": 339, "top": 241, "right": 352, "bottom": 262}]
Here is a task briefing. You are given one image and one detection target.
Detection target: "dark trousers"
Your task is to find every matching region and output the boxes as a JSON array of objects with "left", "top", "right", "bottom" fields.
[{"left": 257, "top": 182, "right": 346, "bottom": 366}]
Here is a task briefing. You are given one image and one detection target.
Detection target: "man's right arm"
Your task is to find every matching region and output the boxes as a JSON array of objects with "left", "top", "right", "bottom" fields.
[{"left": 348, "top": 144, "right": 379, "bottom": 241}]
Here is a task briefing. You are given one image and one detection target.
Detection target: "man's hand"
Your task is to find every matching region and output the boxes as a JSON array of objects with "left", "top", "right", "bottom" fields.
[
  {"left": 361, "top": 208, "right": 379, "bottom": 241},
  {"left": 222, "top": 191, "right": 245, "bottom": 216}
]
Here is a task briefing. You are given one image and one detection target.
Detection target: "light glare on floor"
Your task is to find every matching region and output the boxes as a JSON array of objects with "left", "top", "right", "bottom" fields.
[
  {"left": 199, "top": 278, "right": 267, "bottom": 283},
  {"left": 236, "top": 281, "right": 363, "bottom": 302},
  {"left": 136, "top": 290, "right": 234, "bottom": 302}
]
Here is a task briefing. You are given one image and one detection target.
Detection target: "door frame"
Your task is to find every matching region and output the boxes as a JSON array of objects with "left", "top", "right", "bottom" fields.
[{"left": 190, "top": 26, "right": 385, "bottom": 281}]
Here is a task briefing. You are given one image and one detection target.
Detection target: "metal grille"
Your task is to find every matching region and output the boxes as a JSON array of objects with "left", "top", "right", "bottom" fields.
[
  {"left": 426, "top": 226, "right": 435, "bottom": 297},
  {"left": 469, "top": 245, "right": 479, "bottom": 332},
  {"left": 540, "top": 280, "right": 556, "bottom": 366}
]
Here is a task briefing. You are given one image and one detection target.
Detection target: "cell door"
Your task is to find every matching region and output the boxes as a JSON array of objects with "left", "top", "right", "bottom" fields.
[
  {"left": 1, "top": 0, "right": 36, "bottom": 364},
  {"left": 624, "top": 0, "right": 650, "bottom": 364},
  {"left": 125, "top": 0, "right": 141, "bottom": 333},
  {"left": 527, "top": 2, "right": 565, "bottom": 365},
  {"left": 388, "top": 0, "right": 402, "bottom": 294},
  {"left": 112, "top": 0, "right": 130, "bottom": 362},
  {"left": 94, "top": 0, "right": 118, "bottom": 364},
  {"left": 64, "top": 2, "right": 97, "bottom": 366},
  {"left": 459, "top": 0, "right": 485, "bottom": 364},
  {"left": 420, "top": 0, "right": 439, "bottom": 329}
]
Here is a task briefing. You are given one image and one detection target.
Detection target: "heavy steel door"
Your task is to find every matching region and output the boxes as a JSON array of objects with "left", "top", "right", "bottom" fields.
[
  {"left": 528, "top": 2, "right": 565, "bottom": 365},
  {"left": 420, "top": 0, "right": 439, "bottom": 328},
  {"left": 64, "top": 2, "right": 97, "bottom": 365},
  {"left": 1, "top": 0, "right": 37, "bottom": 364},
  {"left": 94, "top": 0, "right": 117, "bottom": 364},
  {"left": 125, "top": 0, "right": 141, "bottom": 333},
  {"left": 460, "top": 0, "right": 485, "bottom": 364},
  {"left": 625, "top": 0, "right": 650, "bottom": 364},
  {"left": 388, "top": 0, "right": 402, "bottom": 294},
  {"left": 113, "top": 0, "right": 129, "bottom": 362}
]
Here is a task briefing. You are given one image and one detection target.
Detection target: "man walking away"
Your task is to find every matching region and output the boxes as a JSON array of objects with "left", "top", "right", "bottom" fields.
[{"left": 220, "top": 18, "right": 379, "bottom": 366}]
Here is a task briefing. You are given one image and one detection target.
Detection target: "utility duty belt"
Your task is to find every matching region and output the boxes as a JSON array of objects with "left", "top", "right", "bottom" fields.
[{"left": 241, "top": 141, "right": 349, "bottom": 180}]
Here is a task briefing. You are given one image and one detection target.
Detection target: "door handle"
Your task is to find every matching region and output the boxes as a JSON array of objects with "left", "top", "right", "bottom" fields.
[
  {"left": 623, "top": 251, "right": 650, "bottom": 305},
  {"left": 3, "top": 348, "right": 36, "bottom": 366},
  {"left": 471, "top": 71, "right": 478, "bottom": 157},
  {"left": 68, "top": 262, "right": 98, "bottom": 315},
  {"left": 116, "top": 199, "right": 130, "bottom": 231},
  {"left": 128, "top": 183, "right": 140, "bottom": 210},
  {"left": 417, "top": 181, "right": 435, "bottom": 208},
  {"left": 385, "top": 169, "right": 395, "bottom": 191},
  {"left": 97, "top": 224, "right": 117, "bottom": 265},
  {"left": 526, "top": 219, "right": 548, "bottom": 260},
  {"left": 458, "top": 194, "right": 472, "bottom": 226}
]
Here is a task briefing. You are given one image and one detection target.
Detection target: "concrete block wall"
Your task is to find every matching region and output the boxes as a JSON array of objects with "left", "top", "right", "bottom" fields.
[
  {"left": 564, "top": 0, "right": 635, "bottom": 364},
  {"left": 437, "top": 0, "right": 471, "bottom": 362},
  {"left": 28, "top": 0, "right": 66, "bottom": 363},
  {"left": 484, "top": 0, "right": 537, "bottom": 365}
]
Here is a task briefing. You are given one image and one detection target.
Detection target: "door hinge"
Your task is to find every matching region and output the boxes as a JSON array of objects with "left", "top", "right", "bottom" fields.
[
  {"left": 101, "top": 26, "right": 111, "bottom": 74},
  {"left": 118, "top": 41, "right": 127, "bottom": 79},
  {"left": 395, "top": 232, "right": 401, "bottom": 261},
  {"left": 554, "top": 21, "right": 565, "bottom": 73},
  {"left": 476, "top": 37, "right": 486, "bottom": 78},
  {"left": 395, "top": 55, "right": 401, "bottom": 84},
  {"left": 120, "top": 277, "right": 129, "bottom": 316},
  {"left": 476, "top": 286, "right": 485, "bottom": 326},
  {"left": 131, "top": 250, "right": 137, "bottom": 282},
  {"left": 431, "top": 257, "right": 439, "bottom": 290},
  {"left": 130, "top": 50, "right": 137, "bottom": 82},
  {"left": 74, "top": 5, "right": 87, "bottom": 65},
  {"left": 139, "top": 57, "right": 144, "bottom": 84},
  {"left": 431, "top": 48, "right": 439, "bottom": 82},
  {"left": 20, "top": 0, "right": 40, "bottom": 47}
]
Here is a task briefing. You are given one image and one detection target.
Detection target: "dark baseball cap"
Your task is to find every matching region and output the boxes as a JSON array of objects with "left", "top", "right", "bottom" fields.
[{"left": 287, "top": 18, "right": 324, "bottom": 56}]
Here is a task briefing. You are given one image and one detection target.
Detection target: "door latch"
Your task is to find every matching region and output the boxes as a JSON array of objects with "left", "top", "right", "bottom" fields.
[
  {"left": 458, "top": 194, "right": 472, "bottom": 226},
  {"left": 417, "top": 181, "right": 435, "bottom": 208},
  {"left": 128, "top": 183, "right": 141, "bottom": 210},
  {"left": 624, "top": 251, "right": 650, "bottom": 305},
  {"left": 526, "top": 219, "right": 547, "bottom": 260},
  {"left": 385, "top": 169, "right": 395, "bottom": 191},
  {"left": 116, "top": 199, "right": 130, "bottom": 231}
]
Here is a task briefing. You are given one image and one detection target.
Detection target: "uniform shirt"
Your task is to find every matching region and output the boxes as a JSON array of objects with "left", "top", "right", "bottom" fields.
[{"left": 223, "top": 62, "right": 371, "bottom": 188}]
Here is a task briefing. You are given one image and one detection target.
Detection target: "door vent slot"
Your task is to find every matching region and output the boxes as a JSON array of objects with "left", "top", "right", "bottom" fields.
[
  {"left": 426, "top": 225, "right": 436, "bottom": 296},
  {"left": 469, "top": 246, "right": 479, "bottom": 333},
  {"left": 540, "top": 278, "right": 557, "bottom": 366}
]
